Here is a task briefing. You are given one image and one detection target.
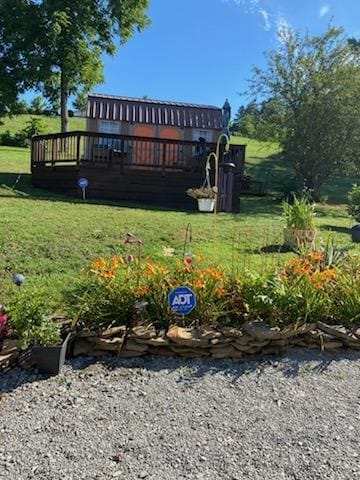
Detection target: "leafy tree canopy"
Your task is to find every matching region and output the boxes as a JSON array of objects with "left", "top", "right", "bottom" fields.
[
  {"left": 0, "top": 0, "right": 150, "bottom": 130},
  {"left": 250, "top": 25, "right": 360, "bottom": 199}
]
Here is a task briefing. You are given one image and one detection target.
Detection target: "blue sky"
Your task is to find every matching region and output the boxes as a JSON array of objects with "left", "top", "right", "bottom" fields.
[
  {"left": 97, "top": 0, "right": 360, "bottom": 116},
  {"left": 23, "top": 0, "right": 360, "bottom": 116}
]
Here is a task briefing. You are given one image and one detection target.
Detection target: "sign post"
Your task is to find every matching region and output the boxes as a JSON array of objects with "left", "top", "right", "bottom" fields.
[
  {"left": 77, "top": 177, "right": 89, "bottom": 201},
  {"left": 168, "top": 286, "right": 197, "bottom": 316}
]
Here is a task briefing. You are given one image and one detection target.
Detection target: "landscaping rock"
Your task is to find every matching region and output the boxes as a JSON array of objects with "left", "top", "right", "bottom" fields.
[
  {"left": 128, "top": 325, "right": 157, "bottom": 340},
  {"left": 0, "top": 339, "right": 21, "bottom": 356},
  {"left": 94, "top": 337, "right": 124, "bottom": 351},
  {"left": 166, "top": 325, "right": 209, "bottom": 348},
  {"left": 242, "top": 320, "right": 283, "bottom": 341},
  {"left": 100, "top": 326, "right": 127, "bottom": 339}
]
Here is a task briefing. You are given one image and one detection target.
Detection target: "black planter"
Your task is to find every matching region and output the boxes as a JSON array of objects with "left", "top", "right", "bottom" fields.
[
  {"left": 351, "top": 224, "right": 360, "bottom": 243},
  {"left": 32, "top": 333, "right": 71, "bottom": 375}
]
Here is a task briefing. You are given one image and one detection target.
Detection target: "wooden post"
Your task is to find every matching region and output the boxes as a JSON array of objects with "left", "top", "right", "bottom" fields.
[
  {"left": 76, "top": 134, "right": 81, "bottom": 168},
  {"left": 161, "top": 142, "right": 166, "bottom": 176}
]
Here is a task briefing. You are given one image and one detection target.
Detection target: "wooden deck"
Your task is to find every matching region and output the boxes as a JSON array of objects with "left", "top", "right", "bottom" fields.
[{"left": 31, "top": 131, "right": 246, "bottom": 211}]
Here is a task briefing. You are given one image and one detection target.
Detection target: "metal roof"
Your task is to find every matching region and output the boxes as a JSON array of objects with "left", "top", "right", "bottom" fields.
[{"left": 87, "top": 94, "right": 223, "bottom": 129}]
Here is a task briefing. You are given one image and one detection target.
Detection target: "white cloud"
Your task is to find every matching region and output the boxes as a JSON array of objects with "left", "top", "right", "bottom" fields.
[
  {"left": 259, "top": 9, "right": 271, "bottom": 31},
  {"left": 319, "top": 4, "right": 330, "bottom": 17}
]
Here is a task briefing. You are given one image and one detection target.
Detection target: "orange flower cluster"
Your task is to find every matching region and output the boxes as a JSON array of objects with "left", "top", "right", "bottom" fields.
[
  {"left": 281, "top": 252, "right": 337, "bottom": 290},
  {"left": 90, "top": 256, "right": 124, "bottom": 280}
]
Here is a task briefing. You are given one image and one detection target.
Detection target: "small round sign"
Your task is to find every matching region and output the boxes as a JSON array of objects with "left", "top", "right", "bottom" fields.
[
  {"left": 168, "top": 286, "right": 197, "bottom": 315},
  {"left": 78, "top": 177, "right": 89, "bottom": 189}
]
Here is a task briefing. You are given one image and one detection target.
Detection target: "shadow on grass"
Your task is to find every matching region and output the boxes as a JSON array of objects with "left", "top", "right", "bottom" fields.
[
  {"left": 2, "top": 348, "right": 360, "bottom": 394},
  {"left": 320, "top": 225, "right": 351, "bottom": 234}
]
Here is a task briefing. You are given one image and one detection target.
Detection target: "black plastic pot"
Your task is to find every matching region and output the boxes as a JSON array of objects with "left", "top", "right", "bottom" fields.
[
  {"left": 351, "top": 224, "right": 360, "bottom": 243},
  {"left": 32, "top": 333, "right": 71, "bottom": 375}
]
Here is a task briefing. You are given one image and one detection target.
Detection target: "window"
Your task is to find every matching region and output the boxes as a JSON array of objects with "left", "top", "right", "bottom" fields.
[
  {"left": 99, "top": 121, "right": 120, "bottom": 149},
  {"left": 192, "top": 129, "right": 212, "bottom": 142},
  {"left": 99, "top": 121, "right": 119, "bottom": 134}
]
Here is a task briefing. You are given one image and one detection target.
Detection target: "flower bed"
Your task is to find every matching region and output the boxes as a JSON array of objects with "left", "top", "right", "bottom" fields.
[{"left": 1, "top": 247, "right": 359, "bottom": 371}]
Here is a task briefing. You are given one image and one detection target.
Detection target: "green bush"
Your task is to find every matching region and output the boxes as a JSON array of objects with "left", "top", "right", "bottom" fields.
[
  {"left": 347, "top": 184, "right": 360, "bottom": 222},
  {"left": 9, "top": 288, "right": 61, "bottom": 348}
]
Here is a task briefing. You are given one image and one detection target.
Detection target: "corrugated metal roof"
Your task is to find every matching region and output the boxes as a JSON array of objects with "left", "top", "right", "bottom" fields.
[{"left": 87, "top": 94, "right": 223, "bottom": 129}]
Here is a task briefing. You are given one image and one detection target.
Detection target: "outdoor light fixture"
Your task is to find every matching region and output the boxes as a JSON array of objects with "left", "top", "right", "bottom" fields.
[{"left": 12, "top": 273, "right": 25, "bottom": 287}]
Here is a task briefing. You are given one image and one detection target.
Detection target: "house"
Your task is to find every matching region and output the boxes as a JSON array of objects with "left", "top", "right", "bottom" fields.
[
  {"left": 31, "top": 94, "right": 246, "bottom": 211},
  {"left": 86, "top": 93, "right": 231, "bottom": 143}
]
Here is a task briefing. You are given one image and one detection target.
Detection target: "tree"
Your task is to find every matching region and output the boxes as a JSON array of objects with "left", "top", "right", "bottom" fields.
[
  {"left": 30, "top": 96, "right": 47, "bottom": 115},
  {"left": 250, "top": 26, "right": 360, "bottom": 199},
  {"left": 0, "top": 1, "right": 150, "bottom": 131}
]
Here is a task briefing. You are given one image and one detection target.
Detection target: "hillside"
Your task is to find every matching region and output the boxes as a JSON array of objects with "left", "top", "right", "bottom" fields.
[{"left": 0, "top": 114, "right": 86, "bottom": 136}]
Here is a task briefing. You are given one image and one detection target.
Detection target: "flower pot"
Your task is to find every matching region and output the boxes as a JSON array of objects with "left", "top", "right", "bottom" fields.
[
  {"left": 197, "top": 198, "right": 215, "bottom": 212},
  {"left": 283, "top": 228, "right": 316, "bottom": 249},
  {"left": 32, "top": 333, "right": 71, "bottom": 375},
  {"left": 351, "top": 224, "right": 360, "bottom": 243}
]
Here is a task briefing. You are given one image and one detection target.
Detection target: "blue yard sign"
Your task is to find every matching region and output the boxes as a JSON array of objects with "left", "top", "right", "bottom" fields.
[
  {"left": 77, "top": 177, "right": 89, "bottom": 201},
  {"left": 168, "top": 286, "right": 197, "bottom": 315},
  {"left": 78, "top": 177, "right": 89, "bottom": 189}
]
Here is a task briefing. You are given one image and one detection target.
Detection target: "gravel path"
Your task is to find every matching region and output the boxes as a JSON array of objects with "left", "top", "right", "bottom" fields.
[{"left": 1, "top": 349, "right": 360, "bottom": 480}]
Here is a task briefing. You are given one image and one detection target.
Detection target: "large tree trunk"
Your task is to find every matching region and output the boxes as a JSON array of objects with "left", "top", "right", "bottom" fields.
[{"left": 60, "top": 70, "right": 68, "bottom": 133}]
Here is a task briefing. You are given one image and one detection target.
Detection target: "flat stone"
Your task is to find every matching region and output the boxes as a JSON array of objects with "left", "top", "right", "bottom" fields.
[
  {"left": 0, "top": 352, "right": 17, "bottom": 366},
  {"left": 73, "top": 339, "right": 94, "bottom": 356},
  {"left": 169, "top": 345, "right": 209, "bottom": 356},
  {"left": 166, "top": 325, "right": 209, "bottom": 347},
  {"left": 124, "top": 340, "right": 149, "bottom": 353},
  {"left": 317, "top": 322, "right": 359, "bottom": 344},
  {"left": 0, "top": 339, "right": 21, "bottom": 356},
  {"left": 134, "top": 336, "right": 170, "bottom": 347},
  {"left": 198, "top": 327, "right": 221, "bottom": 340},
  {"left": 118, "top": 350, "right": 147, "bottom": 358},
  {"left": 94, "top": 337, "right": 124, "bottom": 351},
  {"left": 211, "top": 345, "right": 236, "bottom": 359},
  {"left": 322, "top": 341, "right": 344, "bottom": 350},
  {"left": 210, "top": 337, "right": 233, "bottom": 345},
  {"left": 128, "top": 325, "right": 156, "bottom": 339},
  {"left": 221, "top": 327, "right": 246, "bottom": 339},
  {"left": 100, "top": 326, "right": 126, "bottom": 339},
  {"left": 243, "top": 321, "right": 283, "bottom": 341}
]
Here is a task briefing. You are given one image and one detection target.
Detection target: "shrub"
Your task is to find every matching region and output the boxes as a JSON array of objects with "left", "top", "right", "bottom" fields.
[
  {"left": 347, "top": 184, "right": 360, "bottom": 222},
  {"left": 9, "top": 288, "right": 61, "bottom": 347},
  {"left": 0, "top": 130, "right": 28, "bottom": 148},
  {"left": 21, "top": 117, "right": 48, "bottom": 139}
]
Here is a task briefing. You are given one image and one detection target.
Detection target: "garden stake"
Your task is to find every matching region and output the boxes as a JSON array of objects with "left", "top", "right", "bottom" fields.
[{"left": 183, "top": 223, "right": 192, "bottom": 259}]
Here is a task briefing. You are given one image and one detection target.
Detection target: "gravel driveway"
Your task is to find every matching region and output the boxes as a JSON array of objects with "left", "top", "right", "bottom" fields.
[{"left": 1, "top": 349, "right": 360, "bottom": 480}]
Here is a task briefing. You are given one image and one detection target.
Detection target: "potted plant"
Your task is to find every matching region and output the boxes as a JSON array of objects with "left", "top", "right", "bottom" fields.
[
  {"left": 186, "top": 187, "right": 217, "bottom": 212},
  {"left": 347, "top": 184, "right": 360, "bottom": 243},
  {"left": 9, "top": 289, "right": 70, "bottom": 374},
  {"left": 282, "top": 194, "right": 316, "bottom": 249}
]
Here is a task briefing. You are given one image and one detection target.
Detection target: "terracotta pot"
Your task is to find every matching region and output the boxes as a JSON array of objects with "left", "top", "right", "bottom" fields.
[
  {"left": 283, "top": 228, "right": 316, "bottom": 249},
  {"left": 197, "top": 198, "right": 215, "bottom": 212}
]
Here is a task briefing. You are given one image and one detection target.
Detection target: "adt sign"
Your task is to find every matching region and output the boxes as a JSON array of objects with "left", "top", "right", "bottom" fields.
[{"left": 168, "top": 286, "right": 197, "bottom": 315}]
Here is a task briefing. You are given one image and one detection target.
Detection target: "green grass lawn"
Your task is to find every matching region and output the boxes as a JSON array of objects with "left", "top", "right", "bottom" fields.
[
  {"left": 0, "top": 138, "right": 358, "bottom": 304},
  {"left": 0, "top": 114, "right": 86, "bottom": 136}
]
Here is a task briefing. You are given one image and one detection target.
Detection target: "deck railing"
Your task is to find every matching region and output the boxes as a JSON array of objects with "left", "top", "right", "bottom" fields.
[{"left": 31, "top": 131, "right": 246, "bottom": 175}]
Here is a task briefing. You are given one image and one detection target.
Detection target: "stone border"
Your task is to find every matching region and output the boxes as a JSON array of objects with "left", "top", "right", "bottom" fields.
[
  {"left": 71, "top": 321, "right": 360, "bottom": 360},
  {"left": 2, "top": 321, "right": 360, "bottom": 371}
]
